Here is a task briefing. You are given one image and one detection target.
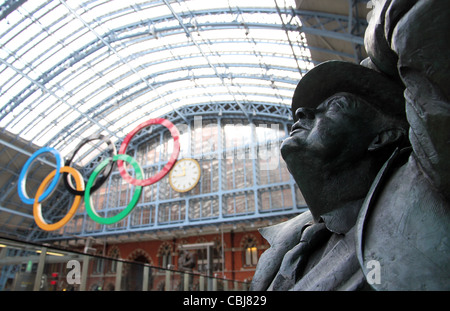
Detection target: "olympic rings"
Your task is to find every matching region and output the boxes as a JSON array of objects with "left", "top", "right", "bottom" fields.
[
  {"left": 117, "top": 118, "right": 180, "bottom": 186},
  {"left": 16, "top": 118, "right": 180, "bottom": 231},
  {"left": 18, "top": 147, "right": 63, "bottom": 205},
  {"left": 34, "top": 166, "right": 84, "bottom": 231},
  {"left": 84, "top": 154, "right": 143, "bottom": 225},
  {"left": 63, "top": 134, "right": 116, "bottom": 195}
]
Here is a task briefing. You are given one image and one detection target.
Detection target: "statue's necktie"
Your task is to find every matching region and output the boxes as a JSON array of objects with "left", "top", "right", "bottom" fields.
[{"left": 270, "top": 222, "right": 331, "bottom": 290}]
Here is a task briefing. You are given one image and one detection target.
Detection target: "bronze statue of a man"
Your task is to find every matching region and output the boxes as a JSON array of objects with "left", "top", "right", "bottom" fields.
[{"left": 251, "top": 0, "right": 450, "bottom": 290}]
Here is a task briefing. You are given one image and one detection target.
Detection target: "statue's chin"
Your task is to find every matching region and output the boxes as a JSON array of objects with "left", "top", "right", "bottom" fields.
[{"left": 280, "top": 136, "right": 302, "bottom": 161}]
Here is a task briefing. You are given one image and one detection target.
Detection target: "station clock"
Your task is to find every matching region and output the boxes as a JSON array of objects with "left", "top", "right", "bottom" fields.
[{"left": 169, "top": 158, "right": 201, "bottom": 192}]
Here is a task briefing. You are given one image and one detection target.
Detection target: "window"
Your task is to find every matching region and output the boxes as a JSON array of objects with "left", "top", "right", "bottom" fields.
[
  {"left": 196, "top": 248, "right": 207, "bottom": 273},
  {"left": 242, "top": 236, "right": 258, "bottom": 266},
  {"left": 245, "top": 246, "right": 258, "bottom": 266},
  {"left": 158, "top": 243, "right": 172, "bottom": 268},
  {"left": 259, "top": 186, "right": 293, "bottom": 212},
  {"left": 94, "top": 252, "right": 104, "bottom": 274},
  {"left": 131, "top": 205, "right": 154, "bottom": 227},
  {"left": 108, "top": 247, "right": 120, "bottom": 273},
  {"left": 212, "top": 239, "right": 224, "bottom": 272},
  {"left": 223, "top": 192, "right": 255, "bottom": 216},
  {"left": 158, "top": 201, "right": 185, "bottom": 223},
  {"left": 189, "top": 196, "right": 219, "bottom": 220}
]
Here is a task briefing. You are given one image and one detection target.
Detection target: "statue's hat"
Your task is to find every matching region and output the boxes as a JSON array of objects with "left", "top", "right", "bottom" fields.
[{"left": 292, "top": 61, "right": 406, "bottom": 122}]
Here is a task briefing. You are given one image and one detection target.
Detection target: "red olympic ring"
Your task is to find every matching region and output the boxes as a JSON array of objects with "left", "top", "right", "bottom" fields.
[{"left": 117, "top": 118, "right": 180, "bottom": 186}]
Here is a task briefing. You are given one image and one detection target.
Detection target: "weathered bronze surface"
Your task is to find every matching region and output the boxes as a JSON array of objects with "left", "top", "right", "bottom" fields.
[{"left": 251, "top": 0, "right": 450, "bottom": 291}]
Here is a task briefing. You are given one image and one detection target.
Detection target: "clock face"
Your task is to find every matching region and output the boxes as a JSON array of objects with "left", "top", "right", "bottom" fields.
[{"left": 169, "top": 158, "right": 201, "bottom": 192}]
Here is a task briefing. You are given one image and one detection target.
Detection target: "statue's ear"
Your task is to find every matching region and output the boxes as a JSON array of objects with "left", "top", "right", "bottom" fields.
[{"left": 368, "top": 128, "right": 405, "bottom": 152}]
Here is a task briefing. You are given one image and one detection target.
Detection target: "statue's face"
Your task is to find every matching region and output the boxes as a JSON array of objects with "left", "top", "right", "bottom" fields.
[{"left": 281, "top": 92, "right": 380, "bottom": 172}]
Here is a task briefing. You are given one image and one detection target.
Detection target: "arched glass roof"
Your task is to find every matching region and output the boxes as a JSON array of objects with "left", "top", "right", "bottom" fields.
[{"left": 0, "top": 0, "right": 313, "bottom": 159}]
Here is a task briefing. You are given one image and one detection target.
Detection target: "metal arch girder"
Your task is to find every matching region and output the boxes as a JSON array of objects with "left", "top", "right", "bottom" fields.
[
  {"left": 299, "top": 25, "right": 364, "bottom": 45},
  {"left": 0, "top": 140, "right": 52, "bottom": 226},
  {"left": 7, "top": 66, "right": 299, "bottom": 159},
  {"left": 5, "top": 6, "right": 355, "bottom": 75},
  {"left": 347, "top": 0, "right": 371, "bottom": 61},
  {"left": 0, "top": 204, "right": 33, "bottom": 220},
  {"left": 0, "top": 0, "right": 28, "bottom": 21},
  {"left": 295, "top": 9, "right": 367, "bottom": 33},
  {"left": 294, "top": 4, "right": 368, "bottom": 63},
  {"left": 38, "top": 47, "right": 309, "bottom": 121},
  {"left": 1, "top": 25, "right": 352, "bottom": 154},
  {"left": 174, "top": 101, "right": 292, "bottom": 121},
  {"left": 100, "top": 5, "right": 365, "bottom": 40},
  {"left": 46, "top": 94, "right": 294, "bottom": 169},
  {"left": 61, "top": 4, "right": 307, "bottom": 124},
  {"left": 0, "top": 6, "right": 360, "bottom": 122},
  {"left": 30, "top": 209, "right": 306, "bottom": 242},
  {"left": 39, "top": 72, "right": 299, "bottom": 151},
  {"left": 73, "top": 73, "right": 297, "bottom": 125},
  {"left": 36, "top": 37, "right": 307, "bottom": 94},
  {"left": 113, "top": 100, "right": 293, "bottom": 145},
  {"left": 48, "top": 96, "right": 294, "bottom": 153},
  {"left": 46, "top": 69, "right": 301, "bottom": 151},
  {"left": 163, "top": 0, "right": 258, "bottom": 119},
  {"left": 92, "top": 79, "right": 294, "bottom": 122},
  {"left": 114, "top": 51, "right": 308, "bottom": 77},
  {"left": 47, "top": 48, "right": 308, "bottom": 112},
  {"left": 103, "top": 65, "right": 302, "bottom": 101},
  {"left": 307, "top": 44, "right": 357, "bottom": 64},
  {"left": 0, "top": 58, "right": 119, "bottom": 141},
  {"left": 75, "top": 61, "right": 302, "bottom": 105},
  {"left": 70, "top": 3, "right": 360, "bottom": 33},
  {"left": 60, "top": 0, "right": 190, "bottom": 126},
  {"left": 0, "top": 8, "right": 302, "bottom": 138}
]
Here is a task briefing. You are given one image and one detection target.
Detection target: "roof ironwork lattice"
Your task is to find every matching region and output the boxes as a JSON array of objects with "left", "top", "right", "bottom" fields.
[{"left": 0, "top": 0, "right": 315, "bottom": 157}]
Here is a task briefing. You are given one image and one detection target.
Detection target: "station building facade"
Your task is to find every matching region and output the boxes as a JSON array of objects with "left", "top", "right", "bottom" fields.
[{"left": 1, "top": 102, "right": 307, "bottom": 290}]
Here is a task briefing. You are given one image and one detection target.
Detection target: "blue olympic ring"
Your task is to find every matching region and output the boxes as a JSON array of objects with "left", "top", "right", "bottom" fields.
[{"left": 18, "top": 147, "right": 63, "bottom": 205}]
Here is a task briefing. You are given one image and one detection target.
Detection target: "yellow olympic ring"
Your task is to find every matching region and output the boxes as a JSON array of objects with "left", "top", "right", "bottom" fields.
[{"left": 33, "top": 166, "right": 85, "bottom": 231}]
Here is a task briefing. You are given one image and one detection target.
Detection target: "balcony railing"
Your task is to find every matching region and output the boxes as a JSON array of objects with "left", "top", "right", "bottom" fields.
[{"left": 0, "top": 237, "right": 248, "bottom": 291}]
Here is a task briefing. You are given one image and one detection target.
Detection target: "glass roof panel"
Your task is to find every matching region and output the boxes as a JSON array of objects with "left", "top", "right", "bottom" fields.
[{"left": 0, "top": 0, "right": 311, "bottom": 158}]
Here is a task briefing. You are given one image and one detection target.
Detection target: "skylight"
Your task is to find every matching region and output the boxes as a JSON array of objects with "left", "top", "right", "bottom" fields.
[{"left": 0, "top": 0, "right": 312, "bottom": 158}]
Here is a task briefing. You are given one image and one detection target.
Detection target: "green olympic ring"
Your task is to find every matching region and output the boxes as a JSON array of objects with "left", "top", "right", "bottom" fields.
[{"left": 84, "top": 154, "right": 143, "bottom": 225}]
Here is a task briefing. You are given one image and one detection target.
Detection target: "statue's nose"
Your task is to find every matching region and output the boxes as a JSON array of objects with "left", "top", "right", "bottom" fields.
[{"left": 295, "top": 107, "right": 315, "bottom": 120}]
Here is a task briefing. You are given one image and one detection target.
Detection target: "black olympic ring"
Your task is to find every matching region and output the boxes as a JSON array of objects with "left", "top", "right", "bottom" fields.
[{"left": 63, "top": 134, "right": 117, "bottom": 196}]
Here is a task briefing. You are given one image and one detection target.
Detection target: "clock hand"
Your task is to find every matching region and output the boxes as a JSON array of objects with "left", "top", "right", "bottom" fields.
[{"left": 174, "top": 166, "right": 186, "bottom": 177}]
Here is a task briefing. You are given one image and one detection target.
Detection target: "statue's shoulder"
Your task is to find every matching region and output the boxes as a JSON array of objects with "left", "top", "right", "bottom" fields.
[
  {"left": 259, "top": 211, "right": 314, "bottom": 247},
  {"left": 250, "top": 211, "right": 313, "bottom": 290},
  {"left": 357, "top": 151, "right": 450, "bottom": 290}
]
